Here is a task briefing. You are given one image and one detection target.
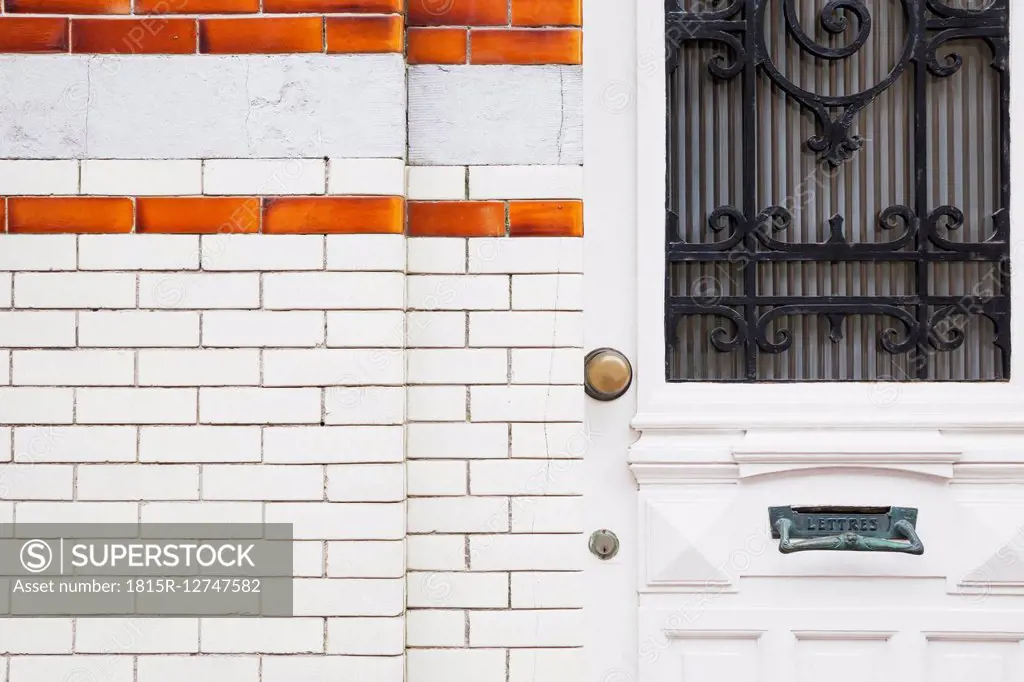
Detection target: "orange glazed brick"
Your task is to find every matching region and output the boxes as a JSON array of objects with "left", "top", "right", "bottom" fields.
[
  {"left": 0, "top": 18, "right": 69, "bottom": 53},
  {"left": 136, "top": 0, "right": 258, "bottom": 13},
  {"left": 471, "top": 29, "right": 581, "bottom": 65},
  {"left": 326, "top": 16, "right": 402, "bottom": 54},
  {"left": 8, "top": 198, "right": 134, "bottom": 234},
  {"left": 264, "top": 0, "right": 401, "bottom": 11},
  {"left": 137, "top": 198, "right": 260, "bottom": 234},
  {"left": 408, "top": 201, "right": 505, "bottom": 237},
  {"left": 263, "top": 197, "right": 404, "bottom": 234},
  {"left": 407, "top": 27, "right": 466, "bottom": 64},
  {"left": 6, "top": 0, "right": 129, "bottom": 12},
  {"left": 511, "top": 0, "right": 580, "bottom": 26},
  {"left": 200, "top": 18, "right": 323, "bottom": 54},
  {"left": 509, "top": 201, "right": 582, "bottom": 237},
  {"left": 72, "top": 19, "right": 196, "bottom": 55},
  {"left": 408, "top": 0, "right": 507, "bottom": 27}
]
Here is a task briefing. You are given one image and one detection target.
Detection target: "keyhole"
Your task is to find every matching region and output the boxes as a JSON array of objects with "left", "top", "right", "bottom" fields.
[{"left": 589, "top": 529, "right": 620, "bottom": 560}]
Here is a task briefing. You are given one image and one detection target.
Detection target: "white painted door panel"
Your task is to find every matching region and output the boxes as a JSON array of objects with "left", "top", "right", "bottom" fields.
[
  {"left": 632, "top": 456, "right": 1024, "bottom": 682},
  {"left": 640, "top": 609, "right": 1024, "bottom": 682}
]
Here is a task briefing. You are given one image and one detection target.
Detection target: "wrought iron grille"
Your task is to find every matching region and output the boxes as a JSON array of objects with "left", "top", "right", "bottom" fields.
[{"left": 665, "top": 0, "right": 1010, "bottom": 381}]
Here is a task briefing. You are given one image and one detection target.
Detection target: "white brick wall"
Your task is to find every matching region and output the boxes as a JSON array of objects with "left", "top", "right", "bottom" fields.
[
  {"left": 468, "top": 165, "right": 584, "bottom": 200},
  {"left": 137, "top": 656, "right": 260, "bottom": 682},
  {"left": 79, "top": 311, "right": 201, "bottom": 347},
  {"left": 408, "top": 239, "right": 467, "bottom": 274},
  {"left": 0, "top": 231, "right": 415, "bottom": 679},
  {"left": 10, "top": 656, "right": 133, "bottom": 682},
  {"left": 15, "top": 427, "right": 136, "bottom": 462},
  {"left": 0, "top": 312, "right": 76, "bottom": 347},
  {"left": 406, "top": 610, "right": 465, "bottom": 647},
  {"left": 327, "top": 617, "right": 405, "bottom": 654},
  {"left": 200, "top": 619, "right": 324, "bottom": 653},
  {"left": 16, "top": 273, "right": 136, "bottom": 309},
  {"left": 329, "top": 158, "right": 405, "bottom": 196},
  {"left": 510, "top": 649, "right": 583, "bottom": 682},
  {"left": 407, "top": 275, "right": 509, "bottom": 311},
  {"left": 0, "top": 235, "right": 77, "bottom": 271},
  {"left": 140, "top": 426, "right": 260, "bottom": 462},
  {"left": 75, "top": 619, "right": 199, "bottom": 653},
  {"left": 203, "top": 465, "right": 324, "bottom": 501},
  {"left": 139, "top": 273, "right": 260, "bottom": 310},
  {"left": 203, "top": 159, "right": 327, "bottom": 195},
  {"left": 201, "top": 235, "right": 324, "bottom": 271},
  {"left": 406, "top": 166, "right": 467, "bottom": 200},
  {"left": 407, "top": 386, "right": 466, "bottom": 421},
  {"left": 138, "top": 349, "right": 260, "bottom": 386},
  {"left": 12, "top": 350, "right": 134, "bottom": 386},
  {"left": 263, "top": 426, "right": 403, "bottom": 463},
  {"left": 408, "top": 649, "right": 506, "bottom": 682},
  {"left": 79, "top": 235, "right": 200, "bottom": 271},
  {"left": 0, "top": 233, "right": 584, "bottom": 680},
  {"left": 76, "top": 465, "right": 199, "bottom": 500},
  {"left": 261, "top": 655, "right": 404, "bottom": 682},
  {"left": 80, "top": 160, "right": 203, "bottom": 195},
  {"left": 0, "top": 274, "right": 11, "bottom": 309},
  {"left": 263, "top": 272, "right": 404, "bottom": 310},
  {"left": 405, "top": 239, "right": 584, "bottom": 681},
  {"left": 327, "top": 235, "right": 406, "bottom": 272},
  {"left": 0, "top": 160, "right": 78, "bottom": 195},
  {"left": 202, "top": 311, "right": 325, "bottom": 347}
]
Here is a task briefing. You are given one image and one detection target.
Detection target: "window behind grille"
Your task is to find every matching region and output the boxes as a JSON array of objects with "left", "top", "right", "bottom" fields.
[{"left": 665, "top": 0, "right": 1010, "bottom": 382}]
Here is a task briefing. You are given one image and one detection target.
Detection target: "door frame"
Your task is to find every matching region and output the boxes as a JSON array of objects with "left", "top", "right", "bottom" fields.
[{"left": 583, "top": 0, "right": 641, "bottom": 681}]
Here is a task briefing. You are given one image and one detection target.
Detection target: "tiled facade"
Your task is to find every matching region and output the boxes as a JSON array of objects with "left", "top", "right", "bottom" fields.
[{"left": 0, "top": 2, "right": 583, "bottom": 680}]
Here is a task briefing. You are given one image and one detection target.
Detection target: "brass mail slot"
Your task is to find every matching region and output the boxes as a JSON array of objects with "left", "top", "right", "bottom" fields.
[{"left": 768, "top": 506, "right": 924, "bottom": 555}]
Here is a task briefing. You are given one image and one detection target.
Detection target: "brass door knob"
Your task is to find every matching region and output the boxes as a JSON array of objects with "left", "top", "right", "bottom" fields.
[{"left": 584, "top": 348, "right": 633, "bottom": 401}]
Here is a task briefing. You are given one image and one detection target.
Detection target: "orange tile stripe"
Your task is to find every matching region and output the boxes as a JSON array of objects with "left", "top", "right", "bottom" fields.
[
  {"left": 407, "top": 201, "right": 505, "bottom": 237},
  {"left": 0, "top": 0, "right": 581, "bottom": 64},
  {"left": 326, "top": 15, "right": 403, "bottom": 54},
  {"left": 509, "top": 200, "right": 583, "bottom": 237},
  {"left": 511, "top": 0, "right": 581, "bottom": 27},
  {"left": 0, "top": 16, "right": 406, "bottom": 55},
  {"left": 407, "top": 0, "right": 582, "bottom": 27},
  {"left": 198, "top": 17, "right": 324, "bottom": 53},
  {"left": 0, "top": 0, "right": 407, "bottom": 55},
  {"left": 8, "top": 198, "right": 135, "bottom": 234},
  {"left": 407, "top": 0, "right": 507, "bottom": 27},
  {"left": 71, "top": 18, "right": 197, "bottom": 54},
  {"left": 4, "top": 0, "right": 396, "bottom": 10},
  {"left": 408, "top": 200, "right": 582, "bottom": 237},
  {"left": 136, "top": 198, "right": 261, "bottom": 234},
  {"left": 263, "top": 197, "right": 405, "bottom": 234},
  {"left": 407, "top": 27, "right": 467, "bottom": 64},
  {"left": 6, "top": 0, "right": 131, "bottom": 13},
  {"left": 263, "top": 0, "right": 402, "bottom": 12},
  {"left": 0, "top": 198, "right": 582, "bottom": 237},
  {"left": 0, "top": 17, "right": 70, "bottom": 53},
  {"left": 406, "top": 0, "right": 581, "bottom": 65},
  {"left": 135, "top": 0, "right": 259, "bottom": 13},
  {"left": 470, "top": 28, "right": 581, "bottom": 65}
]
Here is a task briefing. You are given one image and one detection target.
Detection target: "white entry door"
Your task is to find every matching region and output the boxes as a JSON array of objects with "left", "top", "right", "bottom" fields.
[{"left": 582, "top": 1, "right": 1024, "bottom": 681}]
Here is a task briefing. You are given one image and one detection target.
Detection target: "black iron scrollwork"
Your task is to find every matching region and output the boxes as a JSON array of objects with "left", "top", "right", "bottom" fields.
[
  {"left": 665, "top": 0, "right": 1010, "bottom": 382},
  {"left": 783, "top": 1, "right": 872, "bottom": 61}
]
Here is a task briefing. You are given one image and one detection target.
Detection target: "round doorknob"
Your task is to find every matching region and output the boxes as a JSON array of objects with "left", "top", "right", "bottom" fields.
[{"left": 584, "top": 348, "right": 633, "bottom": 401}]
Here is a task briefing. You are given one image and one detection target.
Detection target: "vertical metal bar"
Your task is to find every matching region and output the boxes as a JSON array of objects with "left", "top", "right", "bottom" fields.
[
  {"left": 999, "top": 56, "right": 1012, "bottom": 378},
  {"left": 913, "top": 2, "right": 930, "bottom": 380},
  {"left": 743, "top": 2, "right": 758, "bottom": 380}
]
